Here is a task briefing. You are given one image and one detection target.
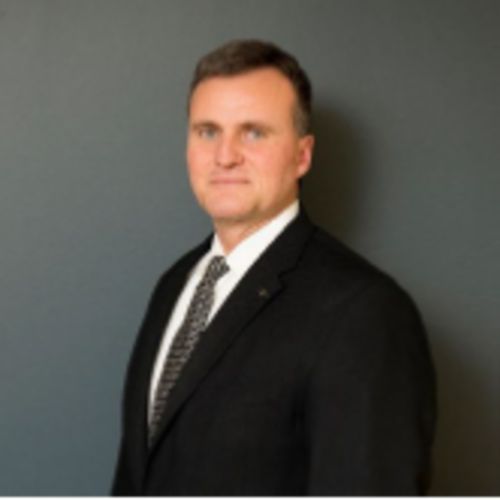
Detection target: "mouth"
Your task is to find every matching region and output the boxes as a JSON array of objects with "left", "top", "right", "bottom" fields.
[{"left": 210, "top": 178, "right": 249, "bottom": 185}]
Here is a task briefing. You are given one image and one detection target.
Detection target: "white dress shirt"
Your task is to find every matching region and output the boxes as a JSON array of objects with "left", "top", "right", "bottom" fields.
[{"left": 148, "top": 200, "right": 300, "bottom": 416}]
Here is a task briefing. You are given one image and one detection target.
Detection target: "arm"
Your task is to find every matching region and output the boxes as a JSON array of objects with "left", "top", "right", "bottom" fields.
[{"left": 304, "top": 282, "right": 437, "bottom": 495}]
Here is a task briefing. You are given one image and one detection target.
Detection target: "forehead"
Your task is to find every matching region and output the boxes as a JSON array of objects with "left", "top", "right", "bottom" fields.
[{"left": 189, "top": 68, "right": 297, "bottom": 120}]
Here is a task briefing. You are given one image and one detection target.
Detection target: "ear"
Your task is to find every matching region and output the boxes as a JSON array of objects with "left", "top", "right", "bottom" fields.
[{"left": 296, "top": 134, "right": 315, "bottom": 179}]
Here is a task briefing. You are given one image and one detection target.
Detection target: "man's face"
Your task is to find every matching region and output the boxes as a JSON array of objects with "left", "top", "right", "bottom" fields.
[{"left": 187, "top": 68, "right": 314, "bottom": 235}]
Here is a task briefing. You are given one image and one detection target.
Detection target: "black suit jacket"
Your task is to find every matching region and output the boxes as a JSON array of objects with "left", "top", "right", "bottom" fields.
[{"left": 112, "top": 210, "right": 436, "bottom": 495}]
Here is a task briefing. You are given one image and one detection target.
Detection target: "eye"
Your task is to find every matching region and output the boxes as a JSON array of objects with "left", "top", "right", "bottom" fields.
[
  {"left": 244, "top": 127, "right": 265, "bottom": 141},
  {"left": 198, "top": 127, "right": 218, "bottom": 140}
]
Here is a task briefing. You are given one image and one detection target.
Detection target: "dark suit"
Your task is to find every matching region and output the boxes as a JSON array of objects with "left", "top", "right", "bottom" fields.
[{"left": 112, "top": 210, "right": 436, "bottom": 495}]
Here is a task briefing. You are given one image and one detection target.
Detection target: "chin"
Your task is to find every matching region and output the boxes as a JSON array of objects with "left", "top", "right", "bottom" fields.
[
  {"left": 202, "top": 198, "right": 253, "bottom": 222},
  {"left": 208, "top": 210, "right": 250, "bottom": 225}
]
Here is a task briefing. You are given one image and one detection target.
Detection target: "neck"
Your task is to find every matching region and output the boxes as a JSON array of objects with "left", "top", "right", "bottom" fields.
[
  {"left": 214, "top": 217, "right": 274, "bottom": 255},
  {"left": 213, "top": 199, "right": 299, "bottom": 255}
]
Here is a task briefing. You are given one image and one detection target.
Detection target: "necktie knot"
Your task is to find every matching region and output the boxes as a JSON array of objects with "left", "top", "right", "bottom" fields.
[{"left": 204, "top": 255, "right": 229, "bottom": 284}]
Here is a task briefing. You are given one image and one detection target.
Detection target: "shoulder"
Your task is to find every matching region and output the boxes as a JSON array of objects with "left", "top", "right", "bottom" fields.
[
  {"left": 298, "top": 224, "right": 433, "bottom": 379},
  {"left": 295, "top": 222, "right": 411, "bottom": 308},
  {"left": 157, "top": 237, "right": 211, "bottom": 284},
  {"left": 298, "top": 223, "right": 433, "bottom": 374},
  {"left": 143, "top": 237, "right": 212, "bottom": 310}
]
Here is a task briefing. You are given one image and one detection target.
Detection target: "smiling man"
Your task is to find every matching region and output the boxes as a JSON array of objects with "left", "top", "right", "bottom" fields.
[{"left": 112, "top": 40, "right": 436, "bottom": 496}]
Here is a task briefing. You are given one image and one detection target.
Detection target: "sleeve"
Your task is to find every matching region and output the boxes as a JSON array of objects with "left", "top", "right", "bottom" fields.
[{"left": 303, "top": 282, "right": 437, "bottom": 495}]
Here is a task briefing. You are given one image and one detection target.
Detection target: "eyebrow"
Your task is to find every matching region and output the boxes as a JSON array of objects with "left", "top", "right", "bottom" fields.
[
  {"left": 190, "top": 121, "right": 221, "bottom": 131},
  {"left": 240, "top": 121, "right": 275, "bottom": 132},
  {"left": 190, "top": 120, "right": 275, "bottom": 133}
]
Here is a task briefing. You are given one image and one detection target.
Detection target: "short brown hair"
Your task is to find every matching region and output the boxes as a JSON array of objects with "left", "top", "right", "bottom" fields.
[{"left": 189, "top": 39, "right": 313, "bottom": 136}]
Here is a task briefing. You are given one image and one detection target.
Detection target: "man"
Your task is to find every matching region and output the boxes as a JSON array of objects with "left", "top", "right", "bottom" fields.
[{"left": 112, "top": 40, "right": 436, "bottom": 495}]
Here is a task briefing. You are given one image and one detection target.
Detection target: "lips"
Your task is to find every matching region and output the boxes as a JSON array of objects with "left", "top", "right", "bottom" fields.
[{"left": 210, "top": 178, "right": 249, "bottom": 185}]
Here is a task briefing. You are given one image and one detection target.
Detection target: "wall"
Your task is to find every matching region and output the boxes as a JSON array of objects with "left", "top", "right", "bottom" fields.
[{"left": 0, "top": 0, "right": 498, "bottom": 494}]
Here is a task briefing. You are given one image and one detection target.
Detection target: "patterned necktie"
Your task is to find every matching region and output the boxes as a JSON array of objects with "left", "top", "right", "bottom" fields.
[{"left": 148, "top": 255, "right": 229, "bottom": 447}]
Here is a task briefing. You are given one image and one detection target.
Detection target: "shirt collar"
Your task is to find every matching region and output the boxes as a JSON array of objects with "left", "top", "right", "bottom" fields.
[{"left": 211, "top": 200, "right": 299, "bottom": 278}]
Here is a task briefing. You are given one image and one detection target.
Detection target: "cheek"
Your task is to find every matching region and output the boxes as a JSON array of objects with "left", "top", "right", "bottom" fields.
[
  {"left": 250, "top": 149, "right": 297, "bottom": 186},
  {"left": 187, "top": 148, "right": 210, "bottom": 181}
]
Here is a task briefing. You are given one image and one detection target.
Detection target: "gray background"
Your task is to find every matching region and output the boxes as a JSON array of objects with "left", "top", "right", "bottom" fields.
[{"left": 0, "top": 0, "right": 498, "bottom": 495}]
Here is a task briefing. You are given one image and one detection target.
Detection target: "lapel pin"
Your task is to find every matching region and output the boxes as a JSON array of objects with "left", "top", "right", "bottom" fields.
[{"left": 258, "top": 288, "right": 269, "bottom": 299}]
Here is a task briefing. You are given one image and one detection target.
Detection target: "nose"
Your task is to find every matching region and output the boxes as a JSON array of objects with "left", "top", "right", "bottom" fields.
[{"left": 215, "top": 134, "right": 243, "bottom": 169}]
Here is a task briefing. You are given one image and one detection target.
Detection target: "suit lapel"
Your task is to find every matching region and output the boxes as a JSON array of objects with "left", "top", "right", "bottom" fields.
[
  {"left": 124, "top": 240, "right": 210, "bottom": 481},
  {"left": 149, "top": 210, "right": 316, "bottom": 454}
]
